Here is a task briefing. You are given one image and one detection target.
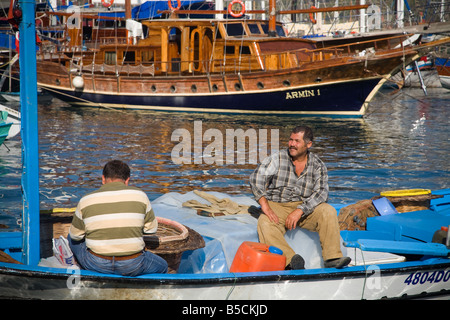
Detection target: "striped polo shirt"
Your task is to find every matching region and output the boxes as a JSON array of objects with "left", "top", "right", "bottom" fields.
[{"left": 69, "top": 181, "right": 157, "bottom": 256}]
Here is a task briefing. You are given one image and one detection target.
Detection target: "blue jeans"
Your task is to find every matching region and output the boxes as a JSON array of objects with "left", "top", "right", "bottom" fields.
[{"left": 68, "top": 235, "right": 168, "bottom": 276}]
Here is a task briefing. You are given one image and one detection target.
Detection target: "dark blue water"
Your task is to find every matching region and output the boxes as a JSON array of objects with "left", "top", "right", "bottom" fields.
[{"left": 0, "top": 87, "right": 449, "bottom": 231}]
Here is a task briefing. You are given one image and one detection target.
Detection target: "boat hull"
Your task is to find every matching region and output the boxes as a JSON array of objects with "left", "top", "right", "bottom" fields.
[
  {"left": 1, "top": 259, "right": 449, "bottom": 300},
  {"left": 436, "top": 57, "right": 450, "bottom": 89},
  {"left": 0, "top": 121, "right": 12, "bottom": 144},
  {"left": 40, "top": 77, "right": 382, "bottom": 117},
  {"left": 439, "top": 75, "right": 450, "bottom": 89},
  {"left": 0, "top": 105, "right": 21, "bottom": 139}
]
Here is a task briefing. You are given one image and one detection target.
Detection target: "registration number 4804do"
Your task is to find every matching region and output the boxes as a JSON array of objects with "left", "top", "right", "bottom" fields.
[{"left": 404, "top": 270, "right": 450, "bottom": 286}]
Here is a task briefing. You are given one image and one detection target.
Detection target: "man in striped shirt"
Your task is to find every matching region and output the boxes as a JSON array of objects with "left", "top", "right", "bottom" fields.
[
  {"left": 250, "top": 126, "right": 350, "bottom": 270},
  {"left": 68, "top": 160, "right": 168, "bottom": 276}
]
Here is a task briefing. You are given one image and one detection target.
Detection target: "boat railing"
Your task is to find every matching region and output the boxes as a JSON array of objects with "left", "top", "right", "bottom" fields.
[
  {"left": 435, "top": 44, "right": 450, "bottom": 58},
  {"left": 80, "top": 62, "right": 156, "bottom": 76},
  {"left": 37, "top": 51, "right": 71, "bottom": 63},
  {"left": 322, "top": 34, "right": 412, "bottom": 55},
  {"left": 40, "top": 34, "right": 408, "bottom": 78},
  {"left": 70, "top": 48, "right": 340, "bottom": 77},
  {"left": 97, "top": 37, "right": 129, "bottom": 46},
  {"left": 39, "top": 45, "right": 346, "bottom": 77}
]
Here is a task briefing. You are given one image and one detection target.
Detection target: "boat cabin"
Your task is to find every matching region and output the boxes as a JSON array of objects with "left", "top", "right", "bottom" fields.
[{"left": 74, "top": 19, "right": 319, "bottom": 76}]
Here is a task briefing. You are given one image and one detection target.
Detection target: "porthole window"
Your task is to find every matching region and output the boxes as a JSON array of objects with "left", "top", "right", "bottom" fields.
[
  {"left": 283, "top": 80, "right": 290, "bottom": 87},
  {"left": 151, "top": 85, "right": 157, "bottom": 92},
  {"left": 234, "top": 83, "right": 241, "bottom": 91},
  {"left": 191, "top": 84, "right": 197, "bottom": 93},
  {"left": 257, "top": 82, "right": 264, "bottom": 89},
  {"left": 170, "top": 85, "right": 176, "bottom": 93},
  {"left": 212, "top": 84, "right": 218, "bottom": 92}
]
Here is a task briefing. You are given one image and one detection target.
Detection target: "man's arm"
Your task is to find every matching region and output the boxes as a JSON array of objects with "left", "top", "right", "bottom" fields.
[
  {"left": 143, "top": 207, "right": 158, "bottom": 234},
  {"left": 296, "top": 161, "right": 329, "bottom": 216},
  {"left": 250, "top": 154, "right": 280, "bottom": 223},
  {"left": 285, "top": 208, "right": 304, "bottom": 230},
  {"left": 249, "top": 153, "right": 279, "bottom": 202},
  {"left": 257, "top": 196, "right": 279, "bottom": 224},
  {"left": 69, "top": 203, "right": 86, "bottom": 241}
]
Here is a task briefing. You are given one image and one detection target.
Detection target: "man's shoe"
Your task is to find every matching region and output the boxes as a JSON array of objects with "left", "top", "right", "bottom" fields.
[
  {"left": 285, "top": 254, "right": 305, "bottom": 270},
  {"left": 324, "top": 257, "right": 351, "bottom": 269}
]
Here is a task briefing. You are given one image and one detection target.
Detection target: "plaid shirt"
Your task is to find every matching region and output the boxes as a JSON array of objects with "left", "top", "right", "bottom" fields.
[{"left": 249, "top": 148, "right": 329, "bottom": 216}]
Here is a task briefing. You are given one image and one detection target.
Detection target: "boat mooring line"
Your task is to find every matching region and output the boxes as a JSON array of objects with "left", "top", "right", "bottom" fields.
[
  {"left": 40, "top": 85, "right": 127, "bottom": 113},
  {"left": 359, "top": 245, "right": 369, "bottom": 299},
  {"left": 225, "top": 273, "right": 237, "bottom": 300}
]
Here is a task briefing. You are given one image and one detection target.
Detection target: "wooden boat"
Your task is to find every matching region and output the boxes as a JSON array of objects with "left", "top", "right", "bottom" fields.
[
  {"left": 35, "top": 2, "right": 450, "bottom": 117},
  {"left": 435, "top": 45, "right": 450, "bottom": 89}
]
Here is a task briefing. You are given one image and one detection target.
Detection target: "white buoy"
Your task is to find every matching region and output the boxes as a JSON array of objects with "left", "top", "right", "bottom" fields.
[{"left": 72, "top": 76, "right": 84, "bottom": 89}]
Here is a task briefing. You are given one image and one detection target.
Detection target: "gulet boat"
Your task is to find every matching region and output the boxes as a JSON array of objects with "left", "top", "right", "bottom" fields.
[{"left": 35, "top": 1, "right": 450, "bottom": 117}]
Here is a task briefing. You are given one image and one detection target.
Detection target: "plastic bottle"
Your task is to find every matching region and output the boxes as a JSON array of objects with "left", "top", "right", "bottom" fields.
[{"left": 432, "top": 226, "right": 449, "bottom": 246}]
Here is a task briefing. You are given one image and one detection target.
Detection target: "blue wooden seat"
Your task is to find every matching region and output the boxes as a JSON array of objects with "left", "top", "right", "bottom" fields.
[{"left": 344, "top": 239, "right": 449, "bottom": 256}]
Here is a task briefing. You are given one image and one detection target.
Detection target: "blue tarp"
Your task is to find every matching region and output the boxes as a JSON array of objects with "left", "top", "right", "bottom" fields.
[
  {"left": 133, "top": 0, "right": 215, "bottom": 19},
  {"left": 0, "top": 33, "right": 15, "bottom": 50},
  {"left": 52, "top": 1, "right": 219, "bottom": 20},
  {"left": 93, "top": 0, "right": 208, "bottom": 20}
]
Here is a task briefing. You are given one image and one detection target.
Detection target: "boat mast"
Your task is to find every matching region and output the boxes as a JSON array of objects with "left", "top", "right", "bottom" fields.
[
  {"left": 19, "top": 0, "right": 40, "bottom": 265},
  {"left": 268, "top": 0, "right": 276, "bottom": 37},
  {"left": 125, "top": 0, "right": 131, "bottom": 19}
]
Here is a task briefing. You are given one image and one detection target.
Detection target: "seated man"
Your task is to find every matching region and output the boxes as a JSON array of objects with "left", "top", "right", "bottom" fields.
[
  {"left": 68, "top": 160, "right": 168, "bottom": 276},
  {"left": 250, "top": 126, "right": 350, "bottom": 270}
]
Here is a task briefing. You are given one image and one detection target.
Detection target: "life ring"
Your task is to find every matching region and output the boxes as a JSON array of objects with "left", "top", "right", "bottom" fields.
[
  {"left": 228, "top": 0, "right": 245, "bottom": 18},
  {"left": 380, "top": 189, "right": 431, "bottom": 197},
  {"left": 309, "top": 6, "right": 317, "bottom": 24},
  {"left": 101, "top": 0, "right": 114, "bottom": 8},
  {"left": 168, "top": 0, "right": 181, "bottom": 11}
]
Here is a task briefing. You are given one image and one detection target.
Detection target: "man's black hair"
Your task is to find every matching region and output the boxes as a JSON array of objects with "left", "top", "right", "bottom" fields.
[
  {"left": 103, "top": 160, "right": 130, "bottom": 181},
  {"left": 291, "top": 126, "right": 314, "bottom": 143}
]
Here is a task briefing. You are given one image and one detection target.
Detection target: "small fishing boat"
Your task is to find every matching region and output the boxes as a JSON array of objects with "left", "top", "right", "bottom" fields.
[
  {"left": 0, "top": 115, "right": 12, "bottom": 145},
  {"left": 0, "top": 104, "right": 20, "bottom": 139},
  {"left": 35, "top": 1, "right": 450, "bottom": 117},
  {"left": 435, "top": 45, "right": 450, "bottom": 89},
  {"left": 1, "top": 189, "right": 449, "bottom": 299}
]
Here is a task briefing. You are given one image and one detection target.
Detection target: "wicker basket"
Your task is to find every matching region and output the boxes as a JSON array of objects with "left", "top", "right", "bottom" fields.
[{"left": 144, "top": 217, "right": 205, "bottom": 273}]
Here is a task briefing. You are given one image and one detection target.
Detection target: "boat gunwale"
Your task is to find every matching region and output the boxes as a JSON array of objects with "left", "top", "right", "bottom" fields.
[
  {"left": 0, "top": 257, "right": 449, "bottom": 286},
  {"left": 37, "top": 75, "right": 383, "bottom": 97}
]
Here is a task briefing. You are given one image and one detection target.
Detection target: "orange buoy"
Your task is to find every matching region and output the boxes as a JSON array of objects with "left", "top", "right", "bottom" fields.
[
  {"left": 168, "top": 0, "right": 181, "bottom": 11},
  {"left": 309, "top": 6, "right": 317, "bottom": 24},
  {"left": 228, "top": 0, "right": 246, "bottom": 18},
  {"left": 101, "top": 0, "right": 114, "bottom": 8}
]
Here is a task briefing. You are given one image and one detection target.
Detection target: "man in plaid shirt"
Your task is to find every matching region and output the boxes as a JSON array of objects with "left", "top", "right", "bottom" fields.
[{"left": 250, "top": 126, "right": 350, "bottom": 270}]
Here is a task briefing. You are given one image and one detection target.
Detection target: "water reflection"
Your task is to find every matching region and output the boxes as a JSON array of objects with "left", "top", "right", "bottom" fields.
[{"left": 0, "top": 87, "right": 448, "bottom": 228}]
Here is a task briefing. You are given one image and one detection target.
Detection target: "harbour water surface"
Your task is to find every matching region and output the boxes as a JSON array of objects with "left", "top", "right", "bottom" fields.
[{"left": 0, "top": 87, "right": 449, "bottom": 230}]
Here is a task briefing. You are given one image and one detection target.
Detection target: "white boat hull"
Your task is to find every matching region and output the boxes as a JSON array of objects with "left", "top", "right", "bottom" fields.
[
  {"left": 439, "top": 75, "right": 450, "bottom": 89},
  {"left": 0, "top": 260, "right": 449, "bottom": 300}
]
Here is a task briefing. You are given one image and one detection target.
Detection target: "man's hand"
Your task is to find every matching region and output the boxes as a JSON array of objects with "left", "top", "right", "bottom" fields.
[
  {"left": 258, "top": 197, "right": 279, "bottom": 224},
  {"left": 285, "top": 208, "right": 303, "bottom": 230}
]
